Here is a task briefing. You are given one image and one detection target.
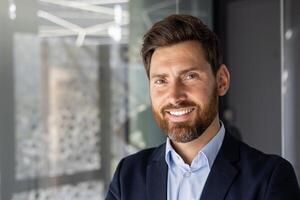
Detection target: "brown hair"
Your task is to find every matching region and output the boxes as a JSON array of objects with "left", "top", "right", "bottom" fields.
[{"left": 141, "top": 14, "right": 222, "bottom": 77}]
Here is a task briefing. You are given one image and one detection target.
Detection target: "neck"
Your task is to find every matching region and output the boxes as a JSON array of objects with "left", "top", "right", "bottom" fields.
[{"left": 170, "top": 116, "right": 221, "bottom": 165}]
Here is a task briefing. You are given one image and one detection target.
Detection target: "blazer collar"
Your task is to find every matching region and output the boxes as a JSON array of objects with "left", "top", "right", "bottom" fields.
[
  {"left": 200, "top": 132, "right": 240, "bottom": 200},
  {"left": 146, "top": 143, "right": 168, "bottom": 200}
]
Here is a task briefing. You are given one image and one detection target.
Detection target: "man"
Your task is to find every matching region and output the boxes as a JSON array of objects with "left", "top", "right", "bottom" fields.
[{"left": 106, "top": 14, "right": 300, "bottom": 200}]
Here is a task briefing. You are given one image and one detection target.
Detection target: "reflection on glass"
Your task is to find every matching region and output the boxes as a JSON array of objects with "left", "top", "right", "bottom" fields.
[
  {"left": 0, "top": 0, "right": 213, "bottom": 199},
  {"left": 14, "top": 35, "right": 101, "bottom": 180},
  {"left": 8, "top": 0, "right": 16, "bottom": 20},
  {"left": 282, "top": 0, "right": 300, "bottom": 181},
  {"left": 12, "top": 180, "right": 103, "bottom": 200}
]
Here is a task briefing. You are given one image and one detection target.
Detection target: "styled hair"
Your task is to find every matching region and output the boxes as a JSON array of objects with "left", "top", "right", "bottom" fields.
[{"left": 141, "top": 14, "right": 222, "bottom": 77}]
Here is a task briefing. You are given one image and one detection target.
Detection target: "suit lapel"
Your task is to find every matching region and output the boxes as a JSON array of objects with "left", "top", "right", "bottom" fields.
[
  {"left": 146, "top": 144, "right": 168, "bottom": 200},
  {"left": 200, "top": 133, "right": 240, "bottom": 200}
]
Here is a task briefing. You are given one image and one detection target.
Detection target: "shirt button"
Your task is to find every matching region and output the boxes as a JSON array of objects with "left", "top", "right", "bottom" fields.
[{"left": 184, "top": 172, "right": 191, "bottom": 177}]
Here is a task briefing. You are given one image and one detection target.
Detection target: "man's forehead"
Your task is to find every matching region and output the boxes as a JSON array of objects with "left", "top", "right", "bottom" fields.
[{"left": 148, "top": 41, "right": 211, "bottom": 77}]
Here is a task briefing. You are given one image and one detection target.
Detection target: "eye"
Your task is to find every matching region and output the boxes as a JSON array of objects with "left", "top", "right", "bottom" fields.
[
  {"left": 185, "top": 72, "right": 199, "bottom": 80},
  {"left": 153, "top": 79, "right": 167, "bottom": 85}
]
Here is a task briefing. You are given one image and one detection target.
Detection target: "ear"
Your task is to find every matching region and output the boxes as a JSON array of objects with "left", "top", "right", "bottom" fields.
[{"left": 216, "top": 64, "right": 230, "bottom": 96}]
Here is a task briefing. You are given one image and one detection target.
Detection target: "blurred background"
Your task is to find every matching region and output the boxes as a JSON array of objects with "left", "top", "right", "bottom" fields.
[{"left": 0, "top": 0, "right": 299, "bottom": 199}]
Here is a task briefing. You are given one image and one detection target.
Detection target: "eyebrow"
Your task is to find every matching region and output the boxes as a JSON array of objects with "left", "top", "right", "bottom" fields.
[
  {"left": 178, "top": 66, "right": 201, "bottom": 75},
  {"left": 150, "top": 66, "right": 201, "bottom": 79},
  {"left": 150, "top": 73, "right": 169, "bottom": 79}
]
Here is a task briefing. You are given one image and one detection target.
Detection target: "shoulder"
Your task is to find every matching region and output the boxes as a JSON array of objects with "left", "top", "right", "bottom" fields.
[
  {"left": 220, "top": 135, "right": 300, "bottom": 198},
  {"left": 222, "top": 134, "right": 296, "bottom": 178},
  {"left": 237, "top": 138, "right": 288, "bottom": 168},
  {"left": 237, "top": 140, "right": 300, "bottom": 198},
  {"left": 231, "top": 136, "right": 298, "bottom": 185}
]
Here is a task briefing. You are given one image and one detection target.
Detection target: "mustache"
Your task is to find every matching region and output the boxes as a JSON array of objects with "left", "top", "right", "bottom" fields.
[{"left": 162, "top": 100, "right": 197, "bottom": 112}]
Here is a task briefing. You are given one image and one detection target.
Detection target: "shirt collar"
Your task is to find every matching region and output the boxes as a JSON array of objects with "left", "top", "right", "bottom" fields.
[{"left": 165, "top": 121, "right": 225, "bottom": 170}]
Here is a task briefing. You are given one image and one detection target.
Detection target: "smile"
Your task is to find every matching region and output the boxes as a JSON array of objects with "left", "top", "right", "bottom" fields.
[{"left": 166, "top": 107, "right": 195, "bottom": 116}]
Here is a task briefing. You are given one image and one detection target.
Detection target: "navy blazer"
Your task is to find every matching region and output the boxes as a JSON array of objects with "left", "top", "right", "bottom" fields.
[{"left": 106, "top": 133, "right": 300, "bottom": 200}]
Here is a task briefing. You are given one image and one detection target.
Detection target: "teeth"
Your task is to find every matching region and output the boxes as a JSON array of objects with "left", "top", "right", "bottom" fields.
[{"left": 169, "top": 108, "right": 193, "bottom": 116}]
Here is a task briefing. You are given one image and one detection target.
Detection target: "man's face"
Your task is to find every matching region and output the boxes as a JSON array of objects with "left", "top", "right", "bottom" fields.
[{"left": 149, "top": 40, "right": 221, "bottom": 143}]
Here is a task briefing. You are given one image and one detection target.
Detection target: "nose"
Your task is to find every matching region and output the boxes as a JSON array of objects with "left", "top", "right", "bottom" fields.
[{"left": 167, "top": 80, "right": 187, "bottom": 105}]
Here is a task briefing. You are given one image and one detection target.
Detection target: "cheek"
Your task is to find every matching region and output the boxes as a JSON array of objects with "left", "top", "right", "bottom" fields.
[
  {"left": 150, "top": 89, "right": 165, "bottom": 110},
  {"left": 188, "top": 87, "right": 212, "bottom": 105}
]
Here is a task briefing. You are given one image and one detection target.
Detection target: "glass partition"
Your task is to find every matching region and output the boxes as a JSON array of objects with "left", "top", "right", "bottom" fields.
[
  {"left": 282, "top": 0, "right": 300, "bottom": 180},
  {"left": 0, "top": 0, "right": 213, "bottom": 199}
]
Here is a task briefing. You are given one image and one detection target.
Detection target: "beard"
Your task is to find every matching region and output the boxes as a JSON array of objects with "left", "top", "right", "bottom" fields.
[{"left": 152, "top": 86, "right": 219, "bottom": 143}]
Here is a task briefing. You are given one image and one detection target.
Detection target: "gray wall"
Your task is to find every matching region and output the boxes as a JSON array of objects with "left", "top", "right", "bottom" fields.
[{"left": 226, "top": 0, "right": 282, "bottom": 155}]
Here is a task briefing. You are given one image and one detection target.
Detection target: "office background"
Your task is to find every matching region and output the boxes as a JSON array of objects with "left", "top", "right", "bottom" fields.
[{"left": 0, "top": 0, "right": 299, "bottom": 199}]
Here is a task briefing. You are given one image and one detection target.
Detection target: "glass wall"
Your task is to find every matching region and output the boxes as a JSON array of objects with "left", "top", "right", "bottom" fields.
[
  {"left": 0, "top": 0, "right": 213, "bottom": 199},
  {"left": 282, "top": 0, "right": 300, "bottom": 180}
]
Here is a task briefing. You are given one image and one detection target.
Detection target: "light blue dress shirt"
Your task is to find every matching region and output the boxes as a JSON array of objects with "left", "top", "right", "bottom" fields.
[{"left": 165, "top": 123, "right": 225, "bottom": 200}]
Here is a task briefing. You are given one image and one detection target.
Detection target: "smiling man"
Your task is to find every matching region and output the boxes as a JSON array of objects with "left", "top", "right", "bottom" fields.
[{"left": 106, "top": 14, "right": 300, "bottom": 200}]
